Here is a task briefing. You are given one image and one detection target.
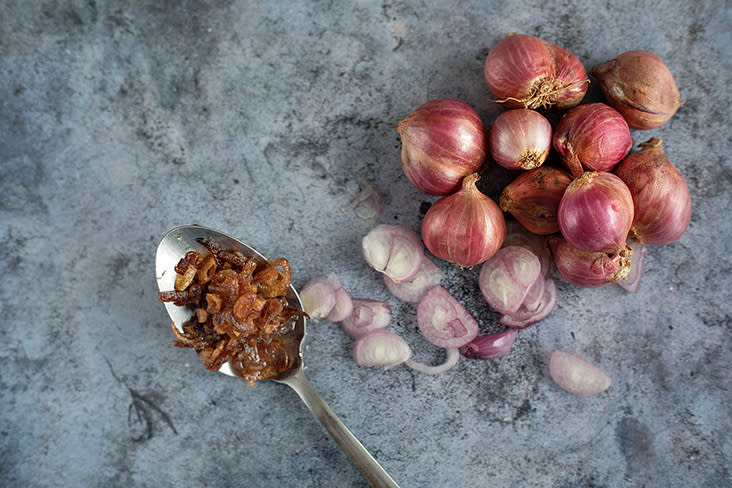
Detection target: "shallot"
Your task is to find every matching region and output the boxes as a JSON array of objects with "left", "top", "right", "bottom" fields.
[
  {"left": 552, "top": 103, "right": 632, "bottom": 177},
  {"left": 617, "top": 241, "right": 645, "bottom": 293},
  {"left": 325, "top": 273, "right": 353, "bottom": 322},
  {"left": 592, "top": 50, "right": 681, "bottom": 130},
  {"left": 484, "top": 34, "right": 589, "bottom": 111},
  {"left": 300, "top": 278, "right": 336, "bottom": 320},
  {"left": 478, "top": 246, "right": 542, "bottom": 315},
  {"left": 549, "top": 349, "right": 612, "bottom": 396},
  {"left": 416, "top": 285, "right": 479, "bottom": 348},
  {"left": 396, "top": 98, "right": 487, "bottom": 196},
  {"left": 557, "top": 171, "right": 634, "bottom": 254},
  {"left": 353, "top": 330, "right": 412, "bottom": 368},
  {"left": 421, "top": 173, "right": 506, "bottom": 268},
  {"left": 546, "top": 235, "right": 632, "bottom": 288},
  {"left": 459, "top": 329, "right": 517, "bottom": 360},
  {"left": 500, "top": 277, "right": 556, "bottom": 328},
  {"left": 614, "top": 138, "right": 692, "bottom": 245},
  {"left": 488, "top": 109, "right": 552, "bottom": 170},
  {"left": 499, "top": 166, "right": 572, "bottom": 235},
  {"left": 342, "top": 185, "right": 383, "bottom": 221},
  {"left": 383, "top": 257, "right": 445, "bottom": 303},
  {"left": 340, "top": 299, "right": 392, "bottom": 338},
  {"left": 362, "top": 224, "right": 424, "bottom": 282}
]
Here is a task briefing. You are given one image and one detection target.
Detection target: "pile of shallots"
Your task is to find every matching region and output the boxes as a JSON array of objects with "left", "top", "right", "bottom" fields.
[{"left": 311, "top": 34, "right": 691, "bottom": 396}]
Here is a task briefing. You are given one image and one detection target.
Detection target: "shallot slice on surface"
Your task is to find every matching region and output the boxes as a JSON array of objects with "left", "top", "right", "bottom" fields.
[
  {"left": 549, "top": 349, "right": 612, "bottom": 396},
  {"left": 340, "top": 299, "right": 392, "bottom": 339},
  {"left": 459, "top": 329, "right": 517, "bottom": 360},
  {"left": 405, "top": 347, "right": 460, "bottom": 375},
  {"left": 324, "top": 273, "right": 353, "bottom": 322},
  {"left": 362, "top": 224, "right": 424, "bottom": 283},
  {"left": 299, "top": 278, "right": 336, "bottom": 320},
  {"left": 479, "top": 246, "right": 542, "bottom": 315},
  {"left": 417, "top": 285, "right": 479, "bottom": 348},
  {"left": 353, "top": 330, "right": 412, "bottom": 368},
  {"left": 499, "top": 277, "right": 556, "bottom": 329},
  {"left": 383, "top": 257, "right": 445, "bottom": 303},
  {"left": 342, "top": 185, "right": 383, "bottom": 221}
]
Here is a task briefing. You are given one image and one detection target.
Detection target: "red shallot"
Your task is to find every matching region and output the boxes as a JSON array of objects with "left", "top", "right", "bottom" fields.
[
  {"left": 459, "top": 329, "right": 517, "bottom": 360},
  {"left": 405, "top": 346, "right": 460, "bottom": 375},
  {"left": 417, "top": 285, "right": 479, "bottom": 348},
  {"left": 383, "top": 256, "right": 445, "bottom": 303},
  {"left": 592, "top": 50, "right": 681, "bottom": 130},
  {"left": 500, "top": 277, "right": 556, "bottom": 328},
  {"left": 362, "top": 224, "right": 424, "bottom": 282},
  {"left": 488, "top": 109, "right": 552, "bottom": 170},
  {"left": 502, "top": 221, "right": 553, "bottom": 276},
  {"left": 396, "top": 98, "right": 487, "bottom": 196},
  {"left": 553, "top": 103, "right": 632, "bottom": 178},
  {"left": 478, "top": 246, "right": 542, "bottom": 315},
  {"left": 353, "top": 330, "right": 412, "bottom": 368},
  {"left": 300, "top": 278, "right": 336, "bottom": 320},
  {"left": 483, "top": 34, "right": 589, "bottom": 111},
  {"left": 340, "top": 299, "right": 393, "bottom": 338},
  {"left": 499, "top": 166, "right": 572, "bottom": 235},
  {"left": 614, "top": 138, "right": 692, "bottom": 245},
  {"left": 325, "top": 274, "right": 353, "bottom": 322},
  {"left": 546, "top": 235, "right": 632, "bottom": 288},
  {"left": 549, "top": 349, "right": 612, "bottom": 396},
  {"left": 557, "top": 171, "right": 634, "bottom": 254},
  {"left": 421, "top": 173, "right": 506, "bottom": 268}
]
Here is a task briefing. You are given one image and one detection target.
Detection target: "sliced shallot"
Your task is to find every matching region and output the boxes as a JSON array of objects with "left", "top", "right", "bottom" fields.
[
  {"left": 499, "top": 277, "right": 556, "bottom": 329},
  {"left": 549, "top": 349, "right": 612, "bottom": 396},
  {"left": 459, "top": 329, "right": 517, "bottom": 360},
  {"left": 342, "top": 185, "right": 384, "bottom": 221},
  {"left": 325, "top": 273, "right": 353, "bottom": 322},
  {"left": 362, "top": 224, "right": 424, "bottom": 283},
  {"left": 299, "top": 278, "right": 336, "bottom": 320},
  {"left": 383, "top": 257, "right": 445, "bottom": 303},
  {"left": 478, "top": 246, "right": 542, "bottom": 315},
  {"left": 340, "top": 299, "right": 392, "bottom": 339},
  {"left": 417, "top": 285, "right": 480, "bottom": 348},
  {"left": 353, "top": 330, "right": 412, "bottom": 368},
  {"left": 405, "top": 347, "right": 460, "bottom": 375},
  {"left": 617, "top": 242, "right": 645, "bottom": 293}
]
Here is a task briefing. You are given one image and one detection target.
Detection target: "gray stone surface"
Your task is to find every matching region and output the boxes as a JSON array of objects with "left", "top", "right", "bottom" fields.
[{"left": 1, "top": 1, "right": 731, "bottom": 487}]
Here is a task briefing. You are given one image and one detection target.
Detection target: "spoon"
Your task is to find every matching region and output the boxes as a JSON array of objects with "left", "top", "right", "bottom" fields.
[{"left": 155, "top": 224, "right": 400, "bottom": 488}]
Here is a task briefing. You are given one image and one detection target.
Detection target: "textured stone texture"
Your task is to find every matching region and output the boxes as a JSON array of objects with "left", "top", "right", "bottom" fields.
[{"left": 1, "top": 1, "right": 731, "bottom": 487}]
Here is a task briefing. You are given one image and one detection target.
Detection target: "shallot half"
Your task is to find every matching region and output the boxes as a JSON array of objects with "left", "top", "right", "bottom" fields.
[
  {"left": 484, "top": 34, "right": 589, "bottom": 111},
  {"left": 549, "top": 349, "right": 612, "bottom": 396},
  {"left": 362, "top": 224, "right": 424, "bottom": 282}
]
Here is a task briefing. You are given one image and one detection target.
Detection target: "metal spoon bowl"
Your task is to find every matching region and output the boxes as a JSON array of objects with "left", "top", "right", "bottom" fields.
[{"left": 155, "top": 225, "right": 400, "bottom": 488}]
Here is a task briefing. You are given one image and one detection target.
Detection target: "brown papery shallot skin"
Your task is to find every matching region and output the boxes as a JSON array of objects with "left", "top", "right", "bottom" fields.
[
  {"left": 553, "top": 103, "right": 632, "bottom": 178},
  {"left": 484, "top": 34, "right": 589, "bottom": 111},
  {"left": 614, "top": 138, "right": 692, "bottom": 245},
  {"left": 500, "top": 166, "right": 572, "bottom": 235},
  {"left": 546, "top": 235, "right": 633, "bottom": 288},
  {"left": 397, "top": 98, "right": 487, "bottom": 196},
  {"left": 592, "top": 50, "right": 682, "bottom": 130},
  {"left": 421, "top": 173, "right": 506, "bottom": 268}
]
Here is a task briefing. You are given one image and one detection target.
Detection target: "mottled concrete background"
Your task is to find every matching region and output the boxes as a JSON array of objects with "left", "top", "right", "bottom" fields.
[{"left": 1, "top": 1, "right": 731, "bottom": 487}]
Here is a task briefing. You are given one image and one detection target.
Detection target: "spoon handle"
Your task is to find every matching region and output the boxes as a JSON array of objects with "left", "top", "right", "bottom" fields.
[{"left": 281, "top": 368, "right": 401, "bottom": 488}]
